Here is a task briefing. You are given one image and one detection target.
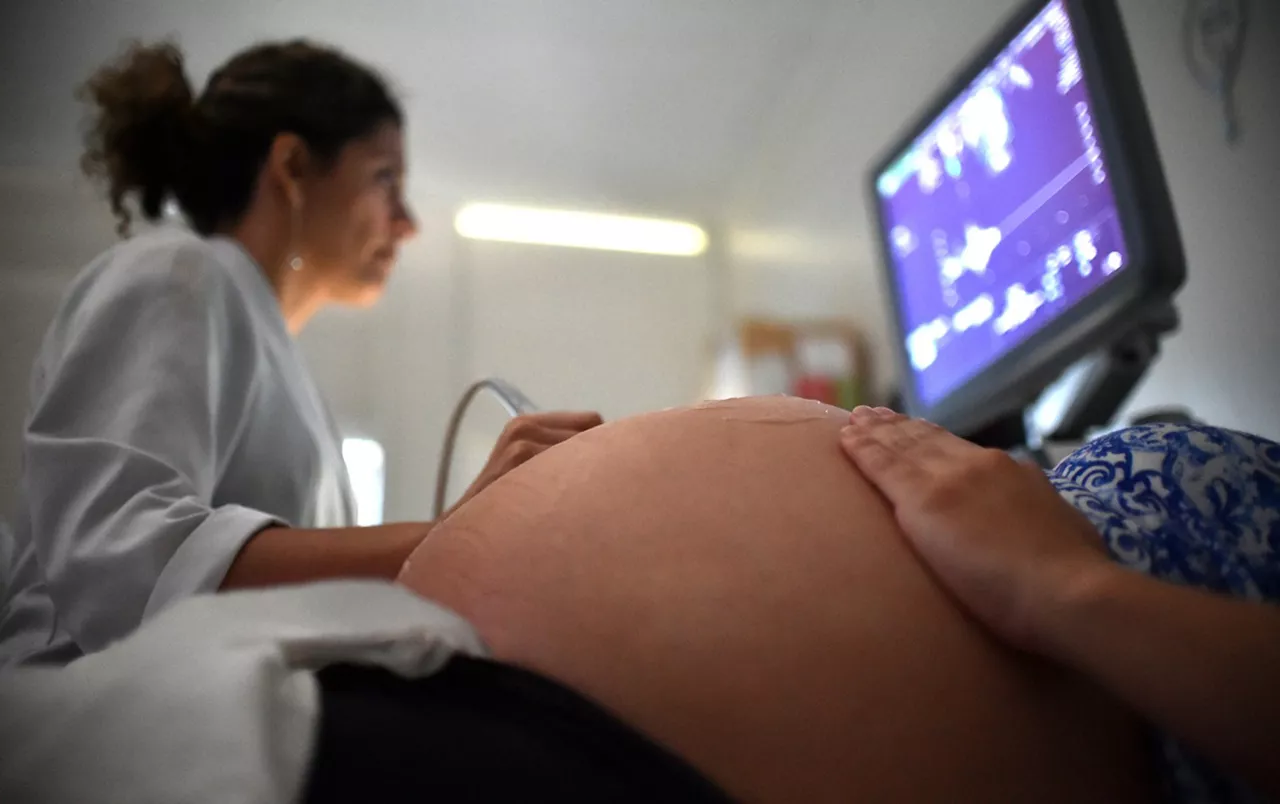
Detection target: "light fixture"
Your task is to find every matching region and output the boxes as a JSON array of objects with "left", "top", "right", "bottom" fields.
[{"left": 454, "top": 202, "right": 708, "bottom": 257}]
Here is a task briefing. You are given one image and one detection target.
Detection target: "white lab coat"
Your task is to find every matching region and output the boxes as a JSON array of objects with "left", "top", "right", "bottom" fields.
[{"left": 0, "top": 227, "right": 357, "bottom": 667}]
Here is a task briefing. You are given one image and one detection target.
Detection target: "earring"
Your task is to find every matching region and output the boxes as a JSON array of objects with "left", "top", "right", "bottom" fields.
[{"left": 287, "top": 197, "right": 304, "bottom": 272}]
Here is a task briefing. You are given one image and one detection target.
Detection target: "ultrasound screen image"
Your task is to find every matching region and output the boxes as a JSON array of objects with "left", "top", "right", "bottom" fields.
[{"left": 876, "top": 0, "right": 1129, "bottom": 405}]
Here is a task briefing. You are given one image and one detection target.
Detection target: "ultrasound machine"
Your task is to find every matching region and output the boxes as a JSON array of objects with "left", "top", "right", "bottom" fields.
[{"left": 868, "top": 0, "right": 1187, "bottom": 461}]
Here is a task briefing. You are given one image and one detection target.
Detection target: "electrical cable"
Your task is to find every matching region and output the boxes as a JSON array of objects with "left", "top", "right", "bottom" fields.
[{"left": 433, "top": 378, "right": 540, "bottom": 519}]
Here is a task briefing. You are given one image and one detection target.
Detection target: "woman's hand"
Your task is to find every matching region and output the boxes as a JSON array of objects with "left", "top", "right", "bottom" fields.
[
  {"left": 839, "top": 406, "right": 1113, "bottom": 654},
  {"left": 843, "top": 409, "right": 1280, "bottom": 796},
  {"left": 452, "top": 410, "right": 603, "bottom": 511}
]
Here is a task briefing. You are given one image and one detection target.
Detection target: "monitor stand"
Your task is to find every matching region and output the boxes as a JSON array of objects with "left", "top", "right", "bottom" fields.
[
  {"left": 964, "top": 414, "right": 1030, "bottom": 453},
  {"left": 964, "top": 302, "right": 1180, "bottom": 462}
]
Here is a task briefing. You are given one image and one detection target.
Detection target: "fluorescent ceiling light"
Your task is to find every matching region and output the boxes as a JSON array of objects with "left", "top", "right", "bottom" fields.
[{"left": 455, "top": 202, "right": 708, "bottom": 257}]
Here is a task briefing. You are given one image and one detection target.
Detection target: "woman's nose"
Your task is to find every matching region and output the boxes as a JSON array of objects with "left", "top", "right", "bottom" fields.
[{"left": 393, "top": 200, "right": 419, "bottom": 240}]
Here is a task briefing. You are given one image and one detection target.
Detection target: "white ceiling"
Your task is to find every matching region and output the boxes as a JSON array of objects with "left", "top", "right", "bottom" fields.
[{"left": 1, "top": 0, "right": 1026, "bottom": 225}]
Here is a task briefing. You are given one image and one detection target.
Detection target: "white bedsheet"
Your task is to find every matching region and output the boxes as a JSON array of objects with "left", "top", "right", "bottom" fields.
[{"left": 0, "top": 581, "right": 488, "bottom": 804}]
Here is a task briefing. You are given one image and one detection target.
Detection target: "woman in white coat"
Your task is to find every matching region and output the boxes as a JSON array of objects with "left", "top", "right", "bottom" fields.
[{"left": 0, "top": 40, "right": 600, "bottom": 667}]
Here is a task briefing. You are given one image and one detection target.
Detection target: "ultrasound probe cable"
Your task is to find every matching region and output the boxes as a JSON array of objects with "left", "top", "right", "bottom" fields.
[{"left": 433, "top": 378, "right": 540, "bottom": 519}]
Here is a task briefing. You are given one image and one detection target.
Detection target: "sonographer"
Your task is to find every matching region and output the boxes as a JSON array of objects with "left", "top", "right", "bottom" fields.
[{"left": 0, "top": 38, "right": 602, "bottom": 668}]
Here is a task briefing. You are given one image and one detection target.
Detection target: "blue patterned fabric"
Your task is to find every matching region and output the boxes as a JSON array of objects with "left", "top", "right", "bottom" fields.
[{"left": 1049, "top": 423, "right": 1280, "bottom": 804}]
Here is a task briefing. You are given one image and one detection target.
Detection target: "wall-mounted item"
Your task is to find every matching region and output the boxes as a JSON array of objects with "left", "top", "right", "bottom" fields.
[
  {"left": 707, "top": 318, "right": 874, "bottom": 410},
  {"left": 1183, "top": 0, "right": 1250, "bottom": 146}
]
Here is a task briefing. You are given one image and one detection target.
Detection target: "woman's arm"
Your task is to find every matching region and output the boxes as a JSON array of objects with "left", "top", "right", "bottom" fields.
[
  {"left": 219, "top": 522, "right": 431, "bottom": 589},
  {"left": 221, "top": 409, "right": 605, "bottom": 590},
  {"left": 840, "top": 407, "right": 1280, "bottom": 799},
  {"left": 1046, "top": 561, "right": 1280, "bottom": 798}
]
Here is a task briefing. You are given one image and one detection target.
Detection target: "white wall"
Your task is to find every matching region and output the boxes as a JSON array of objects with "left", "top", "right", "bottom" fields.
[{"left": 723, "top": 0, "right": 1280, "bottom": 439}]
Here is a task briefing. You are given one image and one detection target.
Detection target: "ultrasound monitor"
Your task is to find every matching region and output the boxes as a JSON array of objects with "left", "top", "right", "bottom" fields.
[{"left": 869, "top": 0, "right": 1185, "bottom": 441}]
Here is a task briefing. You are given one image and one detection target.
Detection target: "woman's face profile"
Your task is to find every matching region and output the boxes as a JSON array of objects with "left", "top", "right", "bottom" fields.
[{"left": 300, "top": 122, "right": 419, "bottom": 306}]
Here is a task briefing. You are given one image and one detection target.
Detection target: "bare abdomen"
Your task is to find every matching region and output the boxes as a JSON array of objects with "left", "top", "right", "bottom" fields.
[{"left": 400, "top": 397, "right": 1154, "bottom": 804}]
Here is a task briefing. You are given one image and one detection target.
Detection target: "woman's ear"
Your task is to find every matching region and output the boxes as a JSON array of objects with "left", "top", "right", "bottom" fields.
[{"left": 264, "top": 132, "right": 310, "bottom": 210}]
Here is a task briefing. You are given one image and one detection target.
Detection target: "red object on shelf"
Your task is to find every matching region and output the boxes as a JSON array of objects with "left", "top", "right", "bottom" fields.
[{"left": 792, "top": 374, "right": 838, "bottom": 405}]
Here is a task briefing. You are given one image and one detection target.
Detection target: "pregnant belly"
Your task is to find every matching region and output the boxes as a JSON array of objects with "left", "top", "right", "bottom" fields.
[{"left": 399, "top": 396, "right": 1154, "bottom": 804}]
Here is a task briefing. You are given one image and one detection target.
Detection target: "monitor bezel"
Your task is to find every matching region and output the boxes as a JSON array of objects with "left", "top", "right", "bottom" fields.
[{"left": 866, "top": 0, "right": 1185, "bottom": 436}]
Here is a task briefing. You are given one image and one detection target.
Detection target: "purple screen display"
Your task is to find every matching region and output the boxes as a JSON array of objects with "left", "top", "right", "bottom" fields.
[{"left": 876, "top": 0, "right": 1128, "bottom": 406}]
